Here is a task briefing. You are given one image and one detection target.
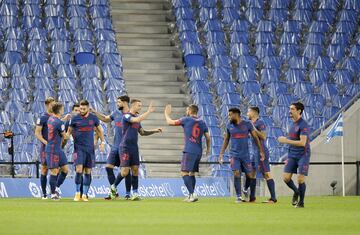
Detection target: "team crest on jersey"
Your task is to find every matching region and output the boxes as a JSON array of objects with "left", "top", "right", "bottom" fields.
[
  {"left": 295, "top": 126, "right": 299, "bottom": 132},
  {"left": 241, "top": 125, "right": 247, "bottom": 131},
  {"left": 89, "top": 120, "right": 94, "bottom": 125}
]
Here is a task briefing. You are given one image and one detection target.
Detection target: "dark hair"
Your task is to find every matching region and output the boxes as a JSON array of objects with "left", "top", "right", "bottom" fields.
[
  {"left": 118, "top": 95, "right": 130, "bottom": 103},
  {"left": 72, "top": 103, "right": 80, "bottom": 110},
  {"left": 229, "top": 107, "right": 241, "bottom": 115},
  {"left": 45, "top": 97, "right": 55, "bottom": 105},
  {"left": 79, "top": 100, "right": 89, "bottom": 106},
  {"left": 188, "top": 104, "right": 198, "bottom": 114},
  {"left": 131, "top": 99, "right": 141, "bottom": 104},
  {"left": 291, "top": 102, "right": 305, "bottom": 115},
  {"left": 249, "top": 106, "right": 260, "bottom": 114},
  {"left": 52, "top": 102, "right": 64, "bottom": 114}
]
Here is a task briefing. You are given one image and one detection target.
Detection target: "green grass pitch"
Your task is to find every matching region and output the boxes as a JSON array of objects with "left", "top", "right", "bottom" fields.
[{"left": 0, "top": 196, "right": 359, "bottom": 235}]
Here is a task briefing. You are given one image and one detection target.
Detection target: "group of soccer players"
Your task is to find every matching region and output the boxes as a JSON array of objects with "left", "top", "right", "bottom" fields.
[{"left": 35, "top": 94, "right": 310, "bottom": 208}]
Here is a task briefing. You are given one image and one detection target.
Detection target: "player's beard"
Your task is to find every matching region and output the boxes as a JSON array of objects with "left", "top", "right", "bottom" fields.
[{"left": 230, "top": 119, "right": 237, "bottom": 124}]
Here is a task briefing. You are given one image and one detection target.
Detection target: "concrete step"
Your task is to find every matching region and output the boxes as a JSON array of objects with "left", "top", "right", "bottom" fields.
[
  {"left": 139, "top": 111, "right": 184, "bottom": 119},
  {"left": 111, "top": 3, "right": 165, "bottom": 10},
  {"left": 123, "top": 57, "right": 181, "bottom": 63},
  {"left": 123, "top": 61, "right": 182, "bottom": 70},
  {"left": 116, "top": 25, "right": 168, "bottom": 34},
  {"left": 111, "top": 9, "right": 170, "bottom": 15},
  {"left": 126, "top": 85, "right": 181, "bottom": 94},
  {"left": 125, "top": 81, "right": 183, "bottom": 86},
  {"left": 141, "top": 149, "right": 181, "bottom": 156},
  {"left": 112, "top": 14, "right": 166, "bottom": 22},
  {"left": 118, "top": 37, "right": 171, "bottom": 46},
  {"left": 115, "top": 21, "right": 169, "bottom": 26},
  {"left": 124, "top": 69, "right": 184, "bottom": 75},
  {"left": 126, "top": 98, "right": 186, "bottom": 107},
  {"left": 120, "top": 49, "right": 178, "bottom": 58},
  {"left": 124, "top": 74, "right": 183, "bottom": 82},
  {"left": 139, "top": 138, "right": 183, "bottom": 145},
  {"left": 111, "top": 0, "right": 168, "bottom": 3},
  {"left": 127, "top": 92, "right": 186, "bottom": 99},
  {"left": 119, "top": 45, "right": 177, "bottom": 51},
  {"left": 117, "top": 33, "right": 170, "bottom": 39}
]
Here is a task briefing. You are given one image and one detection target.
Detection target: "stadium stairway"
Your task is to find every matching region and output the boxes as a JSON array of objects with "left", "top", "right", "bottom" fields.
[{"left": 110, "top": 0, "right": 211, "bottom": 177}]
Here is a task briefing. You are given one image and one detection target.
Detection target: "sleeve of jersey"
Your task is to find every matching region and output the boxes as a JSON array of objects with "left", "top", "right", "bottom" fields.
[
  {"left": 36, "top": 116, "right": 43, "bottom": 126},
  {"left": 174, "top": 118, "right": 183, "bottom": 126},
  {"left": 203, "top": 122, "right": 209, "bottom": 133},
  {"left": 60, "top": 121, "right": 65, "bottom": 133},
  {"left": 110, "top": 112, "right": 115, "bottom": 121},
  {"left": 258, "top": 121, "right": 266, "bottom": 131},
  {"left": 94, "top": 116, "right": 100, "bottom": 126},
  {"left": 123, "top": 114, "right": 132, "bottom": 123},
  {"left": 300, "top": 123, "right": 310, "bottom": 136},
  {"left": 69, "top": 117, "right": 75, "bottom": 127}
]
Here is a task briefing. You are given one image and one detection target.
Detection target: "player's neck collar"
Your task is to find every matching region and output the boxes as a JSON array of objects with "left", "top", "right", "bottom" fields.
[
  {"left": 293, "top": 116, "right": 302, "bottom": 123},
  {"left": 81, "top": 113, "right": 90, "bottom": 118}
]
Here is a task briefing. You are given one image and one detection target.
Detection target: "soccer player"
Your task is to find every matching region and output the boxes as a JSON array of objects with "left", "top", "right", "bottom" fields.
[
  {"left": 64, "top": 104, "right": 80, "bottom": 131},
  {"left": 91, "top": 95, "right": 132, "bottom": 200},
  {"left": 34, "top": 97, "right": 55, "bottom": 199},
  {"left": 218, "top": 108, "right": 265, "bottom": 203},
  {"left": 278, "top": 102, "right": 310, "bottom": 208},
  {"left": 45, "top": 102, "right": 69, "bottom": 200},
  {"left": 113, "top": 99, "right": 162, "bottom": 201},
  {"left": 164, "top": 104, "right": 210, "bottom": 202},
  {"left": 66, "top": 99, "right": 105, "bottom": 202},
  {"left": 245, "top": 106, "right": 277, "bottom": 203}
]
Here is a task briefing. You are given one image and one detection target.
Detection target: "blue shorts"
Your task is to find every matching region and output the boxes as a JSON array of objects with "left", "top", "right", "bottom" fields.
[
  {"left": 45, "top": 151, "right": 68, "bottom": 169},
  {"left": 107, "top": 148, "right": 120, "bottom": 167},
  {"left": 251, "top": 155, "right": 271, "bottom": 174},
  {"left": 230, "top": 156, "right": 253, "bottom": 173},
  {"left": 40, "top": 150, "right": 46, "bottom": 166},
  {"left": 284, "top": 156, "right": 310, "bottom": 176},
  {"left": 181, "top": 153, "right": 201, "bottom": 172},
  {"left": 120, "top": 148, "right": 139, "bottom": 167},
  {"left": 73, "top": 149, "right": 95, "bottom": 168}
]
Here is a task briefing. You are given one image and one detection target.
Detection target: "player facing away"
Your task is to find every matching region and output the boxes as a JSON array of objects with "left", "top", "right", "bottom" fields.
[
  {"left": 113, "top": 99, "right": 162, "bottom": 201},
  {"left": 66, "top": 99, "right": 105, "bottom": 202},
  {"left": 218, "top": 108, "right": 265, "bottom": 203},
  {"left": 164, "top": 104, "right": 211, "bottom": 202},
  {"left": 34, "top": 97, "right": 55, "bottom": 199},
  {"left": 45, "top": 102, "right": 69, "bottom": 200},
  {"left": 278, "top": 102, "right": 310, "bottom": 208},
  {"left": 91, "top": 95, "right": 132, "bottom": 200},
  {"left": 245, "top": 106, "right": 277, "bottom": 203}
]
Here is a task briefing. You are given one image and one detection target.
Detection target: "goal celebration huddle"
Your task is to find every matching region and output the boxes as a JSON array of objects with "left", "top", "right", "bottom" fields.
[{"left": 35, "top": 96, "right": 310, "bottom": 208}]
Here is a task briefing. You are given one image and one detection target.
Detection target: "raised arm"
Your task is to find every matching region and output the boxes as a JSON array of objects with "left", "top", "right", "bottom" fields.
[
  {"left": 90, "top": 108, "right": 112, "bottom": 123},
  {"left": 164, "top": 104, "right": 178, "bottom": 126},
  {"left": 138, "top": 127, "right": 163, "bottom": 136},
  {"left": 129, "top": 102, "right": 155, "bottom": 123}
]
